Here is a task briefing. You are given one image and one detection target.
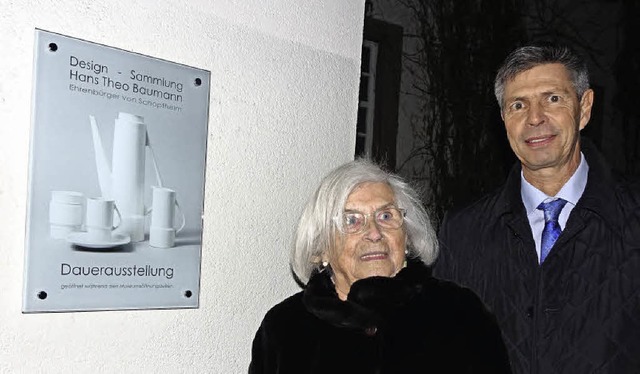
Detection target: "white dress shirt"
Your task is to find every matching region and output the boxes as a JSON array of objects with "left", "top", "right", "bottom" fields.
[{"left": 521, "top": 153, "right": 589, "bottom": 264}]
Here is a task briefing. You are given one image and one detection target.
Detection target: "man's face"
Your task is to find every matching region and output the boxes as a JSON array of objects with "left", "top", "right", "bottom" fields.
[
  {"left": 501, "top": 63, "right": 593, "bottom": 179},
  {"left": 324, "top": 182, "right": 406, "bottom": 299}
]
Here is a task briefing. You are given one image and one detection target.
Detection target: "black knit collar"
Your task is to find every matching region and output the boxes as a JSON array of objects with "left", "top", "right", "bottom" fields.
[{"left": 302, "top": 261, "right": 432, "bottom": 332}]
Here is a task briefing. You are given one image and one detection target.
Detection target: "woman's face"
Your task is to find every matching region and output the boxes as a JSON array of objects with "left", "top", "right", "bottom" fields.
[{"left": 324, "top": 182, "right": 407, "bottom": 300}]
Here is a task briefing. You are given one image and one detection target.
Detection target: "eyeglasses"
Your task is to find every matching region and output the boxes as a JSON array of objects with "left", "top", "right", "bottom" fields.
[{"left": 334, "top": 206, "right": 406, "bottom": 235}]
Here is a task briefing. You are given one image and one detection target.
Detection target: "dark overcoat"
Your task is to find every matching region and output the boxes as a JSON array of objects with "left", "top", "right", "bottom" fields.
[
  {"left": 435, "top": 139, "right": 640, "bottom": 373},
  {"left": 249, "top": 261, "right": 511, "bottom": 373}
]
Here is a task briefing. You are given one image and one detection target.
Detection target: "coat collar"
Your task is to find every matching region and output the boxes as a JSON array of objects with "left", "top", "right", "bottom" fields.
[
  {"left": 496, "top": 137, "right": 620, "bottom": 226},
  {"left": 302, "top": 261, "right": 432, "bottom": 332}
]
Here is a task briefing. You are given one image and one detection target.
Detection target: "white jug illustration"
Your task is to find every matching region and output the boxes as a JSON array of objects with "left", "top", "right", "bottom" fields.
[{"left": 89, "top": 112, "right": 183, "bottom": 244}]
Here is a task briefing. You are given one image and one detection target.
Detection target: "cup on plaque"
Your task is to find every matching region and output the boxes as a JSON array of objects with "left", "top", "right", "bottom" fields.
[
  {"left": 49, "top": 191, "right": 85, "bottom": 239},
  {"left": 149, "top": 187, "right": 185, "bottom": 248},
  {"left": 85, "top": 198, "right": 121, "bottom": 242}
]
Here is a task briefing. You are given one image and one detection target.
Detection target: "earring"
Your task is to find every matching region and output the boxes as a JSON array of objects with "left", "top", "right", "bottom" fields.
[{"left": 318, "top": 260, "right": 329, "bottom": 273}]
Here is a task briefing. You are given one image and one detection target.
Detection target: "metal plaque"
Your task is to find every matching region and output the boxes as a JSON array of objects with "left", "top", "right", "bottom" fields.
[{"left": 23, "top": 29, "right": 210, "bottom": 312}]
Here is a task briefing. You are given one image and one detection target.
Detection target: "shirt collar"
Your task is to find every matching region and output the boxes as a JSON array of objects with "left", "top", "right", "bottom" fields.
[{"left": 521, "top": 152, "right": 589, "bottom": 215}]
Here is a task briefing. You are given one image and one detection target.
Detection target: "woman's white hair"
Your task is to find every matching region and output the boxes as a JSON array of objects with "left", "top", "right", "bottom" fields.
[{"left": 290, "top": 158, "right": 438, "bottom": 285}]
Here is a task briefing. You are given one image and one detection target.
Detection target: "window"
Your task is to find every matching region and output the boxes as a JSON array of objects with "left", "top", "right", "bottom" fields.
[
  {"left": 356, "top": 41, "right": 378, "bottom": 157},
  {"left": 355, "top": 17, "right": 403, "bottom": 171}
]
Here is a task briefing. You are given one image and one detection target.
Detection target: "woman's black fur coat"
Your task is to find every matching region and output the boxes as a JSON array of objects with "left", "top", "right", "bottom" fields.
[{"left": 249, "top": 260, "right": 511, "bottom": 373}]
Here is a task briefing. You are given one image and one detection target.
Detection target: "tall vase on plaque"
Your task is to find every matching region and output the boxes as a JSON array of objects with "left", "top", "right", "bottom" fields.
[
  {"left": 90, "top": 112, "right": 147, "bottom": 243},
  {"left": 111, "top": 113, "right": 147, "bottom": 242}
]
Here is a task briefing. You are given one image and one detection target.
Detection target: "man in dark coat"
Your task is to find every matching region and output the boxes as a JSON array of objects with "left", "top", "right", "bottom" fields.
[{"left": 435, "top": 43, "right": 640, "bottom": 373}]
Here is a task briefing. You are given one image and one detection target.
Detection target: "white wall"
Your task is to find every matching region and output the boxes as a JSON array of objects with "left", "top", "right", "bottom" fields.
[{"left": 0, "top": 0, "right": 365, "bottom": 372}]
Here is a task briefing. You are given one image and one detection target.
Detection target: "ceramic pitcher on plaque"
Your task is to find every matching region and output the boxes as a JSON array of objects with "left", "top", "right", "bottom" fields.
[{"left": 90, "top": 112, "right": 165, "bottom": 242}]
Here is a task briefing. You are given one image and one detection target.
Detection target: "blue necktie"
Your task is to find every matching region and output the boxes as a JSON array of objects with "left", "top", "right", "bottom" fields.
[{"left": 537, "top": 198, "right": 567, "bottom": 263}]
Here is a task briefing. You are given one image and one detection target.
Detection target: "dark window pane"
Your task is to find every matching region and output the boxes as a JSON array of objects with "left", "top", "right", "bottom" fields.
[
  {"left": 359, "top": 76, "right": 369, "bottom": 101},
  {"left": 355, "top": 135, "right": 366, "bottom": 156},
  {"left": 361, "top": 46, "right": 370, "bottom": 73},
  {"left": 357, "top": 107, "right": 367, "bottom": 133}
]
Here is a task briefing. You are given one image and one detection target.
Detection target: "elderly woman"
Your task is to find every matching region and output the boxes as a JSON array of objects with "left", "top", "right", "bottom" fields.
[{"left": 249, "top": 159, "right": 511, "bottom": 373}]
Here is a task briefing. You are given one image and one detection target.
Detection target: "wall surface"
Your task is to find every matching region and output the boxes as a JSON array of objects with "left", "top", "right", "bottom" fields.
[{"left": 0, "top": 0, "right": 365, "bottom": 372}]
